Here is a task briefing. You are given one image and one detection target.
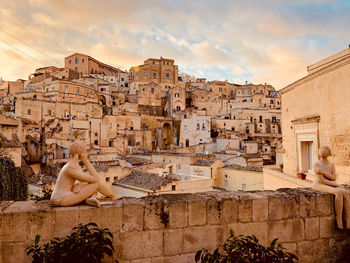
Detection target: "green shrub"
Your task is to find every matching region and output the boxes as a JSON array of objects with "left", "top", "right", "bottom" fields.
[
  {"left": 26, "top": 222, "right": 118, "bottom": 263},
  {"left": 195, "top": 230, "right": 299, "bottom": 263},
  {"left": 0, "top": 157, "right": 27, "bottom": 201}
]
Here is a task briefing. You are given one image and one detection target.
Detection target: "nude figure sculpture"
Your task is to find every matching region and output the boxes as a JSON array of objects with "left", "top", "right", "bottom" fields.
[
  {"left": 312, "top": 145, "right": 350, "bottom": 229},
  {"left": 50, "top": 141, "right": 121, "bottom": 207}
]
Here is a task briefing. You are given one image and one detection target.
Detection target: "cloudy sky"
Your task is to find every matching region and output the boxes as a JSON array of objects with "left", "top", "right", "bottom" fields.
[{"left": 0, "top": 0, "right": 349, "bottom": 89}]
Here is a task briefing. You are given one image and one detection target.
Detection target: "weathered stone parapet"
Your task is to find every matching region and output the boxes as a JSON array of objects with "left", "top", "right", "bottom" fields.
[{"left": 0, "top": 188, "right": 349, "bottom": 263}]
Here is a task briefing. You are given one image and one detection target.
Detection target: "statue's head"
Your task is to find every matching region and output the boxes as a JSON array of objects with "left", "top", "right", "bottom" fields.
[
  {"left": 69, "top": 141, "right": 87, "bottom": 158},
  {"left": 319, "top": 145, "right": 331, "bottom": 159}
]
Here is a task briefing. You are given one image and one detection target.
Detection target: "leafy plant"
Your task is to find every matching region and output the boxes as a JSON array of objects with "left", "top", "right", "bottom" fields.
[
  {"left": 195, "top": 229, "right": 299, "bottom": 263},
  {"left": 30, "top": 188, "right": 53, "bottom": 201},
  {"left": 26, "top": 222, "right": 119, "bottom": 263},
  {"left": 0, "top": 157, "right": 27, "bottom": 201}
]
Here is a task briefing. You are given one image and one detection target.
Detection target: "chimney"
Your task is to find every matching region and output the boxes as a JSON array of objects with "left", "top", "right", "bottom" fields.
[{"left": 245, "top": 80, "right": 248, "bottom": 85}]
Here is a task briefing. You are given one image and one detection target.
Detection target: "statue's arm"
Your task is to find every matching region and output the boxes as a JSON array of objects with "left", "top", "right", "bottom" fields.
[
  {"left": 80, "top": 154, "right": 100, "bottom": 181},
  {"left": 68, "top": 166, "right": 99, "bottom": 183}
]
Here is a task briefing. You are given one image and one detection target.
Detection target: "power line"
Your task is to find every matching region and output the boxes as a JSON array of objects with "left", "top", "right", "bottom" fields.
[
  {"left": 0, "top": 27, "right": 61, "bottom": 65},
  {"left": 0, "top": 37, "right": 45, "bottom": 66}
]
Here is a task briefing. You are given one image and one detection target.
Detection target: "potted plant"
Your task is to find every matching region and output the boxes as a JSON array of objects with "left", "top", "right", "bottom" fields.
[{"left": 297, "top": 172, "right": 307, "bottom": 180}]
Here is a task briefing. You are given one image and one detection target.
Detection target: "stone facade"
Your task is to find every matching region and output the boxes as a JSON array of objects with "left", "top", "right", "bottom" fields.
[
  {"left": 280, "top": 47, "right": 350, "bottom": 183},
  {"left": 0, "top": 189, "right": 349, "bottom": 263}
]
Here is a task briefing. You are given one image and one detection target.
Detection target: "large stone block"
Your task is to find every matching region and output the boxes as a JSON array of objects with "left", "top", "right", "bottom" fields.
[
  {"left": 206, "top": 199, "right": 221, "bottom": 225},
  {"left": 53, "top": 206, "right": 79, "bottom": 238},
  {"left": 220, "top": 198, "right": 238, "bottom": 224},
  {"left": 299, "top": 194, "right": 317, "bottom": 218},
  {"left": 131, "top": 258, "right": 152, "bottom": 263},
  {"left": 122, "top": 200, "right": 144, "bottom": 232},
  {"left": 27, "top": 211, "right": 53, "bottom": 242},
  {"left": 305, "top": 217, "right": 319, "bottom": 240},
  {"left": 183, "top": 225, "right": 219, "bottom": 253},
  {"left": 268, "top": 196, "right": 299, "bottom": 221},
  {"left": 252, "top": 198, "right": 268, "bottom": 222},
  {"left": 268, "top": 219, "right": 305, "bottom": 243},
  {"left": 120, "top": 230, "right": 163, "bottom": 260},
  {"left": 319, "top": 216, "right": 334, "bottom": 238},
  {"left": 296, "top": 239, "right": 330, "bottom": 263},
  {"left": 188, "top": 200, "right": 206, "bottom": 226},
  {"left": 144, "top": 200, "right": 165, "bottom": 230},
  {"left": 2, "top": 242, "right": 31, "bottom": 263},
  {"left": 159, "top": 253, "right": 195, "bottom": 263},
  {"left": 79, "top": 205, "right": 102, "bottom": 226},
  {"left": 101, "top": 203, "right": 123, "bottom": 233},
  {"left": 164, "top": 229, "right": 183, "bottom": 255},
  {"left": 238, "top": 199, "right": 253, "bottom": 222},
  {"left": 316, "top": 194, "right": 334, "bottom": 217},
  {"left": 228, "top": 222, "right": 268, "bottom": 246},
  {"left": 168, "top": 201, "right": 187, "bottom": 228},
  {"left": 1, "top": 212, "right": 28, "bottom": 242}
]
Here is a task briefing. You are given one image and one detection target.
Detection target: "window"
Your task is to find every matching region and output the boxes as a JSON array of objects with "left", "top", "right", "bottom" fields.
[
  {"left": 94, "top": 140, "right": 98, "bottom": 145},
  {"left": 109, "top": 140, "right": 113, "bottom": 147},
  {"left": 259, "top": 116, "right": 263, "bottom": 122},
  {"left": 76, "top": 89, "right": 79, "bottom": 94},
  {"left": 106, "top": 177, "right": 110, "bottom": 182},
  {"left": 165, "top": 85, "right": 170, "bottom": 89},
  {"left": 172, "top": 185, "right": 176, "bottom": 191},
  {"left": 202, "top": 123, "right": 206, "bottom": 130},
  {"left": 142, "top": 71, "right": 148, "bottom": 77},
  {"left": 224, "top": 122, "right": 226, "bottom": 126},
  {"left": 175, "top": 93, "right": 179, "bottom": 97},
  {"left": 165, "top": 72, "right": 170, "bottom": 78},
  {"left": 272, "top": 116, "right": 277, "bottom": 123},
  {"left": 121, "top": 78, "right": 124, "bottom": 81},
  {"left": 219, "top": 88, "right": 222, "bottom": 92},
  {"left": 197, "top": 123, "right": 200, "bottom": 130},
  {"left": 184, "top": 115, "right": 187, "bottom": 119},
  {"left": 270, "top": 99, "right": 274, "bottom": 104},
  {"left": 75, "top": 67, "right": 78, "bottom": 72},
  {"left": 75, "top": 57, "right": 78, "bottom": 64},
  {"left": 91, "top": 105, "right": 94, "bottom": 112},
  {"left": 242, "top": 184, "right": 247, "bottom": 191},
  {"left": 151, "top": 88, "right": 154, "bottom": 94},
  {"left": 176, "top": 106, "right": 181, "bottom": 111},
  {"left": 27, "top": 109, "right": 31, "bottom": 115},
  {"left": 69, "top": 59, "right": 71, "bottom": 64},
  {"left": 152, "top": 72, "right": 157, "bottom": 79},
  {"left": 113, "top": 176, "right": 117, "bottom": 181},
  {"left": 82, "top": 59, "right": 84, "bottom": 63},
  {"left": 95, "top": 132, "right": 98, "bottom": 136}
]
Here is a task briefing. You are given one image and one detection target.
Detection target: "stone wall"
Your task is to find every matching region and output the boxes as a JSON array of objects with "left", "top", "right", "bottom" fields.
[{"left": 1, "top": 188, "right": 350, "bottom": 263}]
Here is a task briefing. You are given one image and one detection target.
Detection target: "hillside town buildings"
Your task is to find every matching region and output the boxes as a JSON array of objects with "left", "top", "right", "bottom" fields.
[{"left": 0, "top": 53, "right": 282, "bottom": 197}]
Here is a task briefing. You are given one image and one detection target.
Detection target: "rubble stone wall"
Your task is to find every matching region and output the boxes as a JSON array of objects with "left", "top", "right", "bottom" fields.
[{"left": 1, "top": 188, "right": 350, "bottom": 263}]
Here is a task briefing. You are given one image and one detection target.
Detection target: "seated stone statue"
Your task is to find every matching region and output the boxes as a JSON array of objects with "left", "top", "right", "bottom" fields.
[
  {"left": 312, "top": 145, "right": 350, "bottom": 229},
  {"left": 51, "top": 141, "right": 121, "bottom": 207}
]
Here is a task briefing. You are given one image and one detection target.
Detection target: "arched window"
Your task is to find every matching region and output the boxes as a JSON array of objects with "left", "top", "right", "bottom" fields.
[{"left": 176, "top": 106, "right": 181, "bottom": 111}]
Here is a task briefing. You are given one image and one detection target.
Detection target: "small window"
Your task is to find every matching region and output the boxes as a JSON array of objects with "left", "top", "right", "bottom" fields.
[
  {"left": 152, "top": 72, "right": 157, "bottom": 79},
  {"left": 82, "top": 59, "right": 84, "bottom": 63},
  {"left": 272, "top": 117, "right": 277, "bottom": 123},
  {"left": 76, "top": 89, "right": 79, "bottom": 94},
  {"left": 197, "top": 123, "right": 200, "bottom": 130},
  {"left": 176, "top": 106, "right": 181, "bottom": 111},
  {"left": 106, "top": 177, "right": 110, "bottom": 182},
  {"left": 69, "top": 59, "right": 71, "bottom": 64},
  {"left": 143, "top": 71, "right": 148, "bottom": 76},
  {"left": 270, "top": 99, "right": 274, "bottom": 104},
  {"left": 172, "top": 185, "right": 176, "bottom": 191},
  {"left": 184, "top": 115, "right": 187, "bottom": 119},
  {"left": 175, "top": 93, "right": 179, "bottom": 97},
  {"left": 259, "top": 116, "right": 263, "bottom": 122},
  {"left": 27, "top": 109, "right": 31, "bottom": 115},
  {"left": 75, "top": 57, "right": 78, "bottom": 64},
  {"left": 109, "top": 140, "right": 113, "bottom": 147},
  {"left": 202, "top": 123, "right": 206, "bottom": 130},
  {"left": 219, "top": 88, "right": 222, "bottom": 92},
  {"left": 95, "top": 132, "right": 98, "bottom": 136},
  {"left": 113, "top": 176, "right": 117, "bottom": 181},
  {"left": 151, "top": 88, "right": 154, "bottom": 94},
  {"left": 75, "top": 67, "right": 78, "bottom": 72},
  {"left": 165, "top": 72, "right": 170, "bottom": 78},
  {"left": 91, "top": 105, "right": 94, "bottom": 112},
  {"left": 94, "top": 140, "right": 98, "bottom": 145},
  {"left": 165, "top": 85, "right": 170, "bottom": 89},
  {"left": 121, "top": 78, "right": 124, "bottom": 81},
  {"left": 242, "top": 184, "right": 247, "bottom": 191}
]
